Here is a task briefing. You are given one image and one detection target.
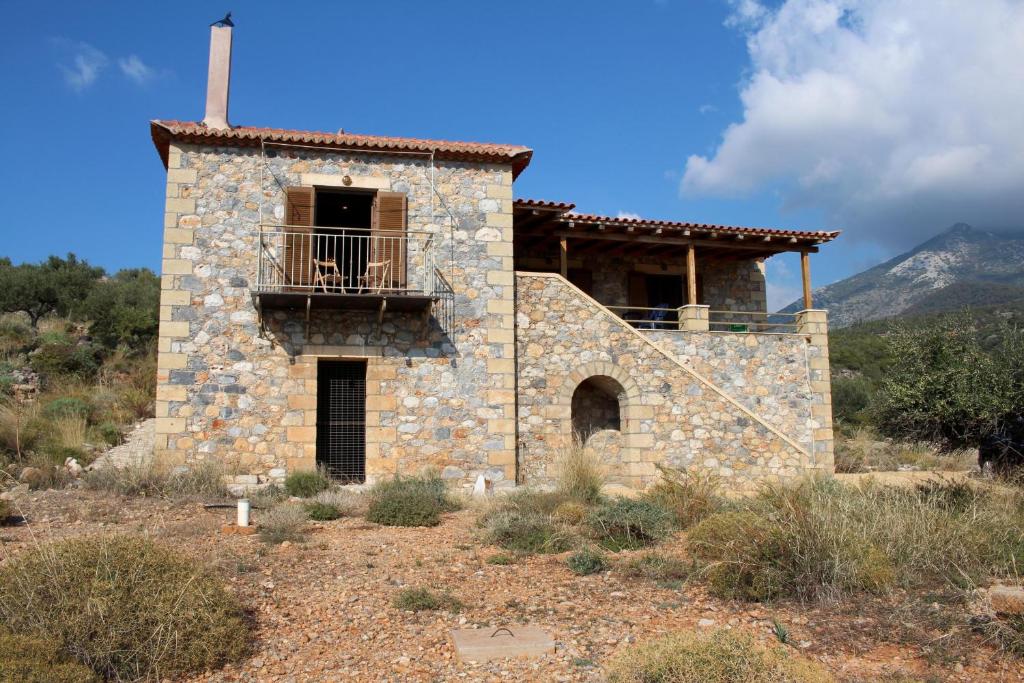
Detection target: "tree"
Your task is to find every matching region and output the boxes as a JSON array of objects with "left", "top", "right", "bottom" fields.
[
  {"left": 0, "top": 254, "right": 104, "bottom": 328},
  {"left": 873, "top": 313, "right": 1024, "bottom": 450},
  {"left": 80, "top": 268, "right": 161, "bottom": 350}
]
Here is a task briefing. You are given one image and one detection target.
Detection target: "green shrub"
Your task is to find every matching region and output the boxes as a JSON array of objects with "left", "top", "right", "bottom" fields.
[
  {"left": 621, "top": 552, "right": 691, "bottom": 584},
  {"left": 607, "top": 629, "right": 833, "bottom": 683},
  {"left": 29, "top": 341, "right": 100, "bottom": 384},
  {"left": 644, "top": 464, "right": 723, "bottom": 528},
  {"left": 392, "top": 587, "right": 464, "bottom": 612},
  {"left": 555, "top": 438, "right": 606, "bottom": 503},
  {"left": 587, "top": 497, "right": 676, "bottom": 551},
  {"left": 482, "top": 509, "right": 573, "bottom": 553},
  {"left": 0, "top": 498, "right": 11, "bottom": 524},
  {"left": 0, "top": 630, "right": 98, "bottom": 683},
  {"left": 259, "top": 502, "right": 308, "bottom": 544},
  {"left": 915, "top": 476, "right": 986, "bottom": 513},
  {"left": 0, "top": 536, "right": 249, "bottom": 681},
  {"left": 94, "top": 421, "right": 122, "bottom": 446},
  {"left": 365, "top": 472, "right": 460, "bottom": 527},
  {"left": 42, "top": 397, "right": 90, "bottom": 420},
  {"left": 305, "top": 501, "right": 342, "bottom": 521},
  {"left": 284, "top": 469, "right": 331, "bottom": 498},
  {"left": 567, "top": 547, "right": 608, "bottom": 575},
  {"left": 486, "top": 552, "right": 516, "bottom": 565}
]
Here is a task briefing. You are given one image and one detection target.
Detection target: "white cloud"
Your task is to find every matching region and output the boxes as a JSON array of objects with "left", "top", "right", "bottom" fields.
[
  {"left": 118, "top": 55, "right": 155, "bottom": 84},
  {"left": 698, "top": 104, "right": 718, "bottom": 115},
  {"left": 55, "top": 40, "right": 108, "bottom": 91},
  {"left": 682, "top": 0, "right": 1024, "bottom": 246},
  {"left": 617, "top": 211, "right": 642, "bottom": 220}
]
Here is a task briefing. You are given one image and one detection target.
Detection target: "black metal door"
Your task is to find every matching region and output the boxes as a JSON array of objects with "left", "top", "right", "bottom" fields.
[{"left": 316, "top": 360, "right": 366, "bottom": 483}]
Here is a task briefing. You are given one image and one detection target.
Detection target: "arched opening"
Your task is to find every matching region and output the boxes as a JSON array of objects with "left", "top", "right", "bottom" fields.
[{"left": 571, "top": 375, "right": 624, "bottom": 441}]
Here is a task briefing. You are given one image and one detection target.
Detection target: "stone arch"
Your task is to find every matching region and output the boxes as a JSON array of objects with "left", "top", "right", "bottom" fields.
[
  {"left": 556, "top": 362, "right": 643, "bottom": 481},
  {"left": 571, "top": 375, "right": 623, "bottom": 439}
]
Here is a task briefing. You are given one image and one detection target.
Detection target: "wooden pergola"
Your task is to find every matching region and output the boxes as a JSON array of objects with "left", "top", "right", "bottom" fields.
[{"left": 512, "top": 200, "right": 839, "bottom": 309}]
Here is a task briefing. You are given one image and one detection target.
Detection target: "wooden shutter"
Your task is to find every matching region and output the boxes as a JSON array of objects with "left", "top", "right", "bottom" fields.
[
  {"left": 371, "top": 191, "right": 408, "bottom": 289},
  {"left": 627, "top": 272, "right": 648, "bottom": 308},
  {"left": 284, "top": 187, "right": 314, "bottom": 289}
]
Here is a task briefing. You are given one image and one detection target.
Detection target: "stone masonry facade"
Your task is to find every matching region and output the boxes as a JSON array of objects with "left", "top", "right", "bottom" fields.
[
  {"left": 155, "top": 140, "right": 833, "bottom": 493},
  {"left": 515, "top": 272, "right": 833, "bottom": 491},
  {"left": 155, "top": 142, "right": 518, "bottom": 490}
]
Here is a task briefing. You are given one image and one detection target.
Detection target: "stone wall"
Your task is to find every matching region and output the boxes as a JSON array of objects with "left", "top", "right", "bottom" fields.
[
  {"left": 155, "top": 142, "right": 518, "bottom": 489},
  {"left": 515, "top": 272, "right": 831, "bottom": 490}
]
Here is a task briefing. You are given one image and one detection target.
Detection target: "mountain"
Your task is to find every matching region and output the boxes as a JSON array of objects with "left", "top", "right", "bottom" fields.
[{"left": 782, "top": 223, "right": 1024, "bottom": 328}]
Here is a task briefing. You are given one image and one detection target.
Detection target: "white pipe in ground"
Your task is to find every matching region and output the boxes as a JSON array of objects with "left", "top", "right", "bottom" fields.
[{"left": 237, "top": 499, "right": 251, "bottom": 527}]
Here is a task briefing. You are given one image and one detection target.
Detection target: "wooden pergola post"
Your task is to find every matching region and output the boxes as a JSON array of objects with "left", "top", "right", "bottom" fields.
[
  {"left": 686, "top": 243, "right": 697, "bottom": 306},
  {"left": 801, "top": 250, "right": 813, "bottom": 309},
  {"left": 559, "top": 237, "right": 568, "bottom": 278}
]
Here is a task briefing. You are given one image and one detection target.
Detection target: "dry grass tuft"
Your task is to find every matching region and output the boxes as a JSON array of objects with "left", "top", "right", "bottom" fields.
[
  {"left": 555, "top": 436, "right": 606, "bottom": 504},
  {"left": 0, "top": 535, "right": 249, "bottom": 681},
  {"left": 83, "top": 458, "right": 228, "bottom": 500},
  {"left": 607, "top": 628, "right": 833, "bottom": 682},
  {"left": 644, "top": 464, "right": 723, "bottom": 528},
  {"left": 259, "top": 502, "right": 309, "bottom": 545}
]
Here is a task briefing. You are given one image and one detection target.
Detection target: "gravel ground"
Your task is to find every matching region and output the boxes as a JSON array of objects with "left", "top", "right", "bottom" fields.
[{"left": 1, "top": 488, "right": 1021, "bottom": 682}]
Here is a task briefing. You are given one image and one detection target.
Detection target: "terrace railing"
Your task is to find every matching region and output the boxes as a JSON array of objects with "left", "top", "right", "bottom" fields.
[
  {"left": 255, "top": 226, "right": 436, "bottom": 296},
  {"left": 606, "top": 304, "right": 800, "bottom": 334}
]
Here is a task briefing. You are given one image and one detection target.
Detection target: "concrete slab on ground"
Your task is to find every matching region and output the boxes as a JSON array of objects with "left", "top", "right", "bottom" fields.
[{"left": 451, "top": 625, "right": 555, "bottom": 663}]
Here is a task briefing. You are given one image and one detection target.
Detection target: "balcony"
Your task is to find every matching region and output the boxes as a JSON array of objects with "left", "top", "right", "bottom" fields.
[
  {"left": 252, "top": 226, "right": 442, "bottom": 317},
  {"left": 606, "top": 305, "right": 801, "bottom": 334}
]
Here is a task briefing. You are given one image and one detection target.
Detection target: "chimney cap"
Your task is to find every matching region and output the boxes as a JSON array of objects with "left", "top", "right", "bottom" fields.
[{"left": 211, "top": 12, "right": 234, "bottom": 28}]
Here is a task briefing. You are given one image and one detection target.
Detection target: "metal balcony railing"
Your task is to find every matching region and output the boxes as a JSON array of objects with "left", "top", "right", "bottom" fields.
[
  {"left": 254, "top": 226, "right": 436, "bottom": 296},
  {"left": 606, "top": 304, "right": 800, "bottom": 334}
]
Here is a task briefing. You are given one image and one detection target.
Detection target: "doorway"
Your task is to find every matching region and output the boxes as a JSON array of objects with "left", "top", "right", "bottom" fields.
[{"left": 315, "top": 360, "right": 366, "bottom": 483}]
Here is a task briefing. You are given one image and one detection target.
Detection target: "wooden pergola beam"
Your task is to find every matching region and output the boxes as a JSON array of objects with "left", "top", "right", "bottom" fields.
[{"left": 542, "top": 229, "right": 820, "bottom": 254}]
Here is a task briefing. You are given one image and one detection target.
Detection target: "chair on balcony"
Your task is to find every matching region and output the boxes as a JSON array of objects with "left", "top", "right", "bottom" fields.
[
  {"left": 357, "top": 260, "right": 392, "bottom": 294},
  {"left": 313, "top": 259, "right": 344, "bottom": 293}
]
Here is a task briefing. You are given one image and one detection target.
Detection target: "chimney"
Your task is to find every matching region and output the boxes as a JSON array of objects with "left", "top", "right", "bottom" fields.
[{"left": 202, "top": 23, "right": 233, "bottom": 129}]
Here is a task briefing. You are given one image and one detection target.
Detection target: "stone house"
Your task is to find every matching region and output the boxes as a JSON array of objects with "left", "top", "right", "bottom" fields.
[{"left": 152, "top": 23, "right": 838, "bottom": 493}]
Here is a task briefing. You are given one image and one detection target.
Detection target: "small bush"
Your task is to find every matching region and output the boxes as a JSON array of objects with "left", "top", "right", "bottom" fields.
[
  {"left": 555, "top": 437, "right": 606, "bottom": 503},
  {"left": 587, "top": 497, "right": 676, "bottom": 551},
  {"left": 567, "top": 547, "right": 608, "bottom": 575},
  {"left": 644, "top": 464, "right": 723, "bottom": 528},
  {"left": 305, "top": 501, "right": 342, "bottom": 521},
  {"left": 284, "top": 469, "right": 331, "bottom": 498},
  {"left": 0, "top": 536, "right": 249, "bottom": 681},
  {"left": 486, "top": 552, "right": 516, "bottom": 565},
  {"left": 94, "top": 421, "right": 122, "bottom": 446},
  {"left": 0, "top": 498, "right": 12, "bottom": 524},
  {"left": 915, "top": 476, "right": 985, "bottom": 513},
  {"left": 687, "top": 511, "right": 790, "bottom": 601},
  {"left": 42, "top": 397, "right": 90, "bottom": 420},
  {"left": 250, "top": 482, "right": 287, "bottom": 509},
  {"left": 259, "top": 502, "right": 308, "bottom": 544},
  {"left": 607, "top": 629, "right": 833, "bottom": 683},
  {"left": 622, "top": 552, "right": 691, "bottom": 584},
  {"left": 392, "top": 587, "right": 464, "bottom": 612},
  {"left": 365, "top": 472, "right": 460, "bottom": 527},
  {"left": 311, "top": 487, "right": 366, "bottom": 517},
  {"left": 0, "top": 630, "right": 98, "bottom": 683},
  {"left": 552, "top": 500, "right": 590, "bottom": 525}
]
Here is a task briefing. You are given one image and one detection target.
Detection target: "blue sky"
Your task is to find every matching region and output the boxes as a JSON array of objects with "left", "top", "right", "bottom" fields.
[{"left": 2, "top": 1, "right": 1020, "bottom": 308}]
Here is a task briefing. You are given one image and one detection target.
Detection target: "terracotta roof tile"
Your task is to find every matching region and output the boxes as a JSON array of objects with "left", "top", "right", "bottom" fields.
[
  {"left": 513, "top": 199, "right": 839, "bottom": 242},
  {"left": 151, "top": 120, "right": 533, "bottom": 177}
]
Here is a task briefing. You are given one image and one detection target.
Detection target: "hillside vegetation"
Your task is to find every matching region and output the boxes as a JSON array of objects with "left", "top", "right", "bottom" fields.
[{"left": 0, "top": 254, "right": 159, "bottom": 483}]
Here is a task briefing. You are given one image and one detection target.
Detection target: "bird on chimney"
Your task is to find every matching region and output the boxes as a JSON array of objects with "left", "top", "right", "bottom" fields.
[{"left": 211, "top": 12, "right": 234, "bottom": 27}]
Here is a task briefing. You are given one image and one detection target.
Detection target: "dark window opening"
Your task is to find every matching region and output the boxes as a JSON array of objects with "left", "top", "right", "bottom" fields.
[
  {"left": 571, "top": 375, "right": 623, "bottom": 441},
  {"left": 312, "top": 190, "right": 375, "bottom": 291},
  {"left": 316, "top": 360, "right": 366, "bottom": 483}
]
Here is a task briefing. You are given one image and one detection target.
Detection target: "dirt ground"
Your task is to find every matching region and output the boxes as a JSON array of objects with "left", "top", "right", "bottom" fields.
[{"left": 1, "top": 488, "right": 1022, "bottom": 682}]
